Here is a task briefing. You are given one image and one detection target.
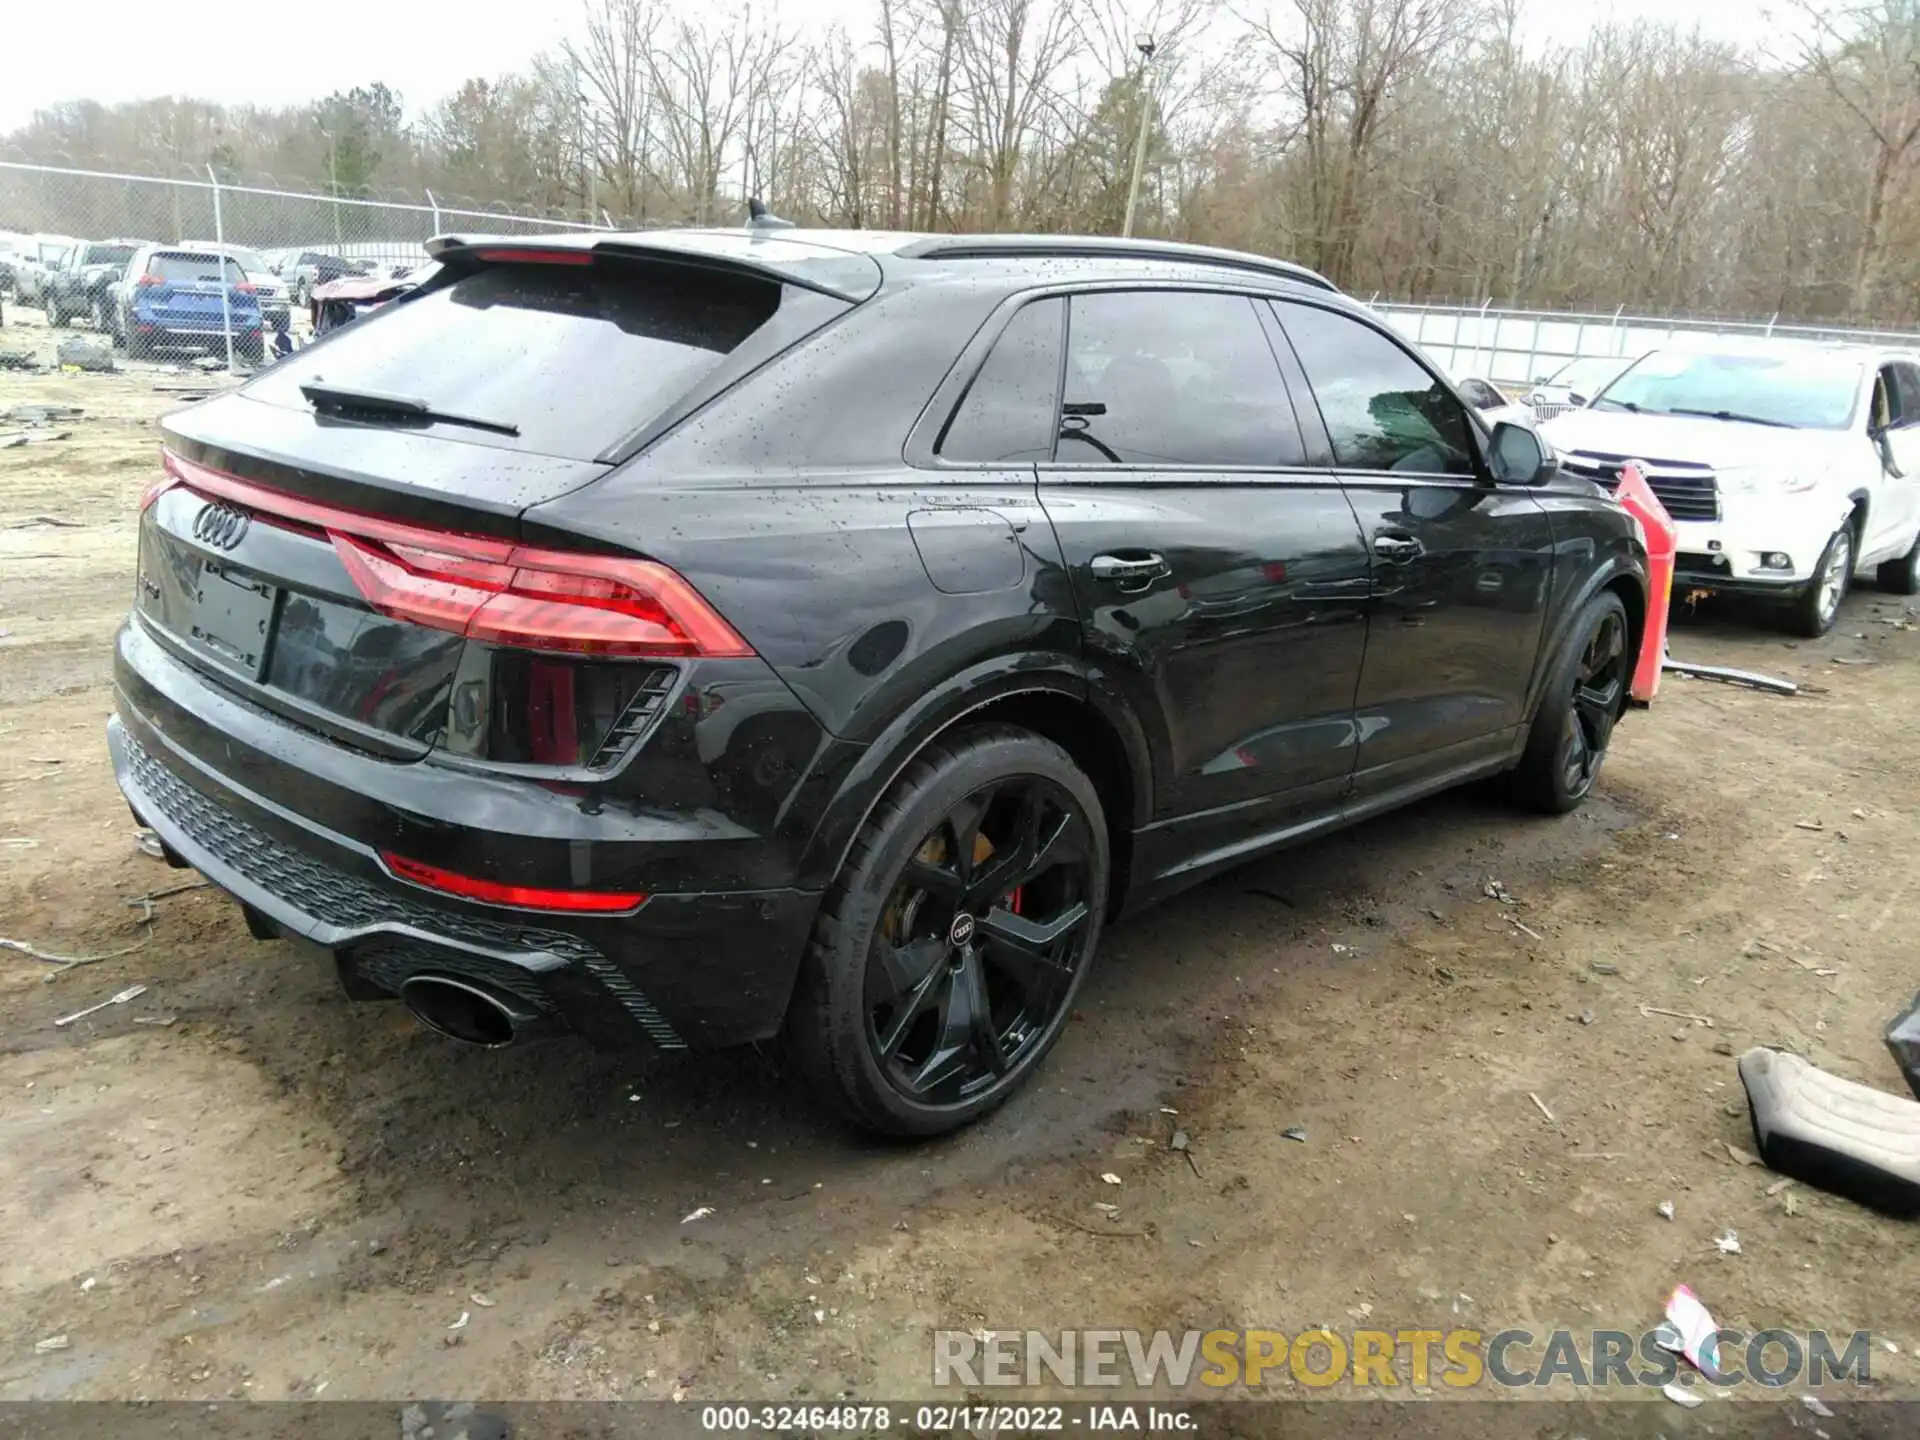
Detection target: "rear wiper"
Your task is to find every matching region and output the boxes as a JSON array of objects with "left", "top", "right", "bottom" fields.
[
  {"left": 1668, "top": 406, "right": 1795, "bottom": 429},
  {"left": 299, "top": 382, "right": 519, "bottom": 437}
]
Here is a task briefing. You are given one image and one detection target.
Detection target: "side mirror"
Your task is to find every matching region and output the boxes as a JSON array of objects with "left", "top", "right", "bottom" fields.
[{"left": 1489, "top": 421, "right": 1557, "bottom": 486}]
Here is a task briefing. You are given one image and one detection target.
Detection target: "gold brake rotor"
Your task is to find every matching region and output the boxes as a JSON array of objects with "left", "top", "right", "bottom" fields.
[{"left": 882, "top": 830, "right": 995, "bottom": 942}]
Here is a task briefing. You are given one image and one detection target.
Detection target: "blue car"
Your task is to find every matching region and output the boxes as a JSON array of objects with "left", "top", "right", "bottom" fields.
[{"left": 113, "top": 245, "right": 265, "bottom": 363}]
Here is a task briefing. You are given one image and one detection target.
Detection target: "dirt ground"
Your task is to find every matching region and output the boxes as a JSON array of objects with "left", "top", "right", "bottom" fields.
[{"left": 2, "top": 304, "right": 1918, "bottom": 1418}]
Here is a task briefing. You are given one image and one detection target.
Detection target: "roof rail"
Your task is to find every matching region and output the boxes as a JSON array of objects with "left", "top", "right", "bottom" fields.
[{"left": 897, "top": 235, "right": 1340, "bottom": 292}]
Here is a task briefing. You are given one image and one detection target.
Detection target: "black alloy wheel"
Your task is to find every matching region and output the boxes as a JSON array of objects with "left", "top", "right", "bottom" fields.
[
  {"left": 788, "top": 725, "right": 1109, "bottom": 1136},
  {"left": 1511, "top": 590, "right": 1630, "bottom": 814},
  {"left": 1560, "top": 605, "right": 1628, "bottom": 800},
  {"left": 865, "top": 773, "right": 1094, "bottom": 1106}
]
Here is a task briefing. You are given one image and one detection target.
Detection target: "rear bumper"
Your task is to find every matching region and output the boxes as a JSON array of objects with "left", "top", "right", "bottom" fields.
[{"left": 109, "top": 624, "right": 826, "bottom": 1050}]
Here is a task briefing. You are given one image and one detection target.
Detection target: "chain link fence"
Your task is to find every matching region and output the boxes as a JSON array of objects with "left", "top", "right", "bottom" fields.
[{"left": 1373, "top": 299, "right": 1920, "bottom": 390}]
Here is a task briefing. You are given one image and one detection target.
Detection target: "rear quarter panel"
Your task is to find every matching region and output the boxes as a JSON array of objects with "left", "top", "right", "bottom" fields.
[{"left": 1526, "top": 473, "right": 1650, "bottom": 716}]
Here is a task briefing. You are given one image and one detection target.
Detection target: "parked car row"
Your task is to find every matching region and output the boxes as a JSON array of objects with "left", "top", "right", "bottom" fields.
[{"left": 1, "top": 230, "right": 430, "bottom": 346}]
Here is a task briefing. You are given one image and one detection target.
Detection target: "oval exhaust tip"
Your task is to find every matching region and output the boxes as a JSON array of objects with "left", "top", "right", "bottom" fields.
[{"left": 400, "top": 975, "right": 517, "bottom": 1048}]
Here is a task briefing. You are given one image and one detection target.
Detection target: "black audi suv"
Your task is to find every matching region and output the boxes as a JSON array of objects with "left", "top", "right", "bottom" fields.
[{"left": 109, "top": 225, "right": 1648, "bottom": 1135}]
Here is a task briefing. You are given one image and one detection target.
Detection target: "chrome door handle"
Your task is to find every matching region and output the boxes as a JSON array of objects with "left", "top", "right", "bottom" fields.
[
  {"left": 1373, "top": 534, "right": 1423, "bottom": 562},
  {"left": 1090, "top": 553, "right": 1171, "bottom": 587}
]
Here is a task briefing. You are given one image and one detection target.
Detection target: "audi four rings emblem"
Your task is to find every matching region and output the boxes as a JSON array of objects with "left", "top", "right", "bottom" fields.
[{"left": 192, "top": 501, "right": 250, "bottom": 550}]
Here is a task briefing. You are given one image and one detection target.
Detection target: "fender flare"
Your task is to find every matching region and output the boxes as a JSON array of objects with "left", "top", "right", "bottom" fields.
[
  {"left": 1523, "top": 551, "right": 1649, "bottom": 725},
  {"left": 792, "top": 652, "right": 1154, "bottom": 892}
]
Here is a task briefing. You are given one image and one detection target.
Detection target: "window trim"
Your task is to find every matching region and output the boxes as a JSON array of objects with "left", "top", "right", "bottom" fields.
[
  {"left": 926, "top": 293, "right": 1068, "bottom": 465},
  {"left": 905, "top": 279, "right": 1336, "bottom": 477},
  {"left": 1268, "top": 295, "right": 1494, "bottom": 486}
]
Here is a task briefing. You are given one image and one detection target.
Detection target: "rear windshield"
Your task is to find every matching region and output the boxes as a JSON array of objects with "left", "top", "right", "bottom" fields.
[
  {"left": 148, "top": 252, "right": 249, "bottom": 284},
  {"left": 246, "top": 260, "right": 783, "bottom": 461},
  {"left": 84, "top": 244, "right": 137, "bottom": 268}
]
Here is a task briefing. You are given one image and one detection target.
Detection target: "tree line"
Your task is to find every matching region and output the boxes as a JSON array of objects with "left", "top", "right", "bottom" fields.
[{"left": 5, "top": 0, "right": 1919, "bottom": 326}]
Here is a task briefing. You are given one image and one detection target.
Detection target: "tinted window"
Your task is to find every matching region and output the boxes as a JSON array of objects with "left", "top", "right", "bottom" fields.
[
  {"left": 1279, "top": 302, "right": 1475, "bottom": 475},
  {"left": 83, "top": 244, "right": 137, "bottom": 268},
  {"left": 1891, "top": 362, "right": 1920, "bottom": 424},
  {"left": 1058, "top": 291, "right": 1303, "bottom": 467},
  {"left": 148, "top": 252, "right": 249, "bottom": 284},
  {"left": 937, "top": 298, "right": 1062, "bottom": 463},
  {"left": 246, "top": 260, "right": 781, "bottom": 461}
]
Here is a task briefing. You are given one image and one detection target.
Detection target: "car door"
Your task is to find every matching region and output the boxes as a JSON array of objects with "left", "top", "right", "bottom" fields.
[
  {"left": 1032, "top": 287, "right": 1372, "bottom": 880},
  {"left": 1876, "top": 360, "right": 1920, "bottom": 555},
  {"left": 1270, "top": 298, "right": 1555, "bottom": 799}
]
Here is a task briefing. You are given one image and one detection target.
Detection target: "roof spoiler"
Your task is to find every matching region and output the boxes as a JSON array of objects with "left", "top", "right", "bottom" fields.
[{"left": 425, "top": 232, "right": 881, "bottom": 303}]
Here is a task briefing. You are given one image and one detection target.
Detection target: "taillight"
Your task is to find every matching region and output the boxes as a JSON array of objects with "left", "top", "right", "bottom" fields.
[
  {"left": 160, "top": 450, "right": 753, "bottom": 659},
  {"left": 234, "top": 282, "right": 256, "bottom": 294},
  {"left": 382, "top": 852, "right": 646, "bottom": 913},
  {"left": 135, "top": 272, "right": 163, "bottom": 287}
]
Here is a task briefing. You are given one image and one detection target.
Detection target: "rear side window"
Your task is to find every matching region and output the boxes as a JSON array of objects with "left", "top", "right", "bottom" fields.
[
  {"left": 148, "top": 252, "right": 248, "bottom": 284},
  {"left": 246, "top": 261, "right": 782, "bottom": 461},
  {"left": 1057, "top": 291, "right": 1304, "bottom": 468},
  {"left": 1277, "top": 302, "right": 1475, "bottom": 476},
  {"left": 937, "top": 298, "right": 1063, "bottom": 463}
]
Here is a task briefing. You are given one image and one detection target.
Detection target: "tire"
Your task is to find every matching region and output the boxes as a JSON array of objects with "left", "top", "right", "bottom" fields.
[
  {"left": 786, "top": 724, "right": 1109, "bottom": 1138},
  {"left": 1789, "top": 523, "right": 1855, "bottom": 637},
  {"left": 1510, "top": 590, "right": 1631, "bottom": 815},
  {"left": 45, "top": 296, "right": 66, "bottom": 327},
  {"left": 1876, "top": 531, "right": 1920, "bottom": 596}
]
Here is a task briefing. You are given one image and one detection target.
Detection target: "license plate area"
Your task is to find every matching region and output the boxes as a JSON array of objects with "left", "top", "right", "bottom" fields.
[{"left": 185, "top": 561, "right": 278, "bottom": 679}]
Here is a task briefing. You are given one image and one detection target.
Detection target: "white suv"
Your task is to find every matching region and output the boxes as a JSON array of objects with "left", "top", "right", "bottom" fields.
[{"left": 1540, "top": 344, "right": 1920, "bottom": 636}]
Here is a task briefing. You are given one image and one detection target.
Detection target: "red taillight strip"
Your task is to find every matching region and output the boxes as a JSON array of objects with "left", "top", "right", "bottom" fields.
[
  {"left": 153, "top": 449, "right": 753, "bottom": 659},
  {"left": 382, "top": 852, "right": 647, "bottom": 914}
]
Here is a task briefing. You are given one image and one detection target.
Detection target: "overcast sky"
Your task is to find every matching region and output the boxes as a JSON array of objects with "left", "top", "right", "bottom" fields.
[{"left": 0, "top": 0, "right": 1775, "bottom": 137}]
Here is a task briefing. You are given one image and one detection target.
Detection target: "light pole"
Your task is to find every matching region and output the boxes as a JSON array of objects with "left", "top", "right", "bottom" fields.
[
  {"left": 1121, "top": 34, "right": 1156, "bottom": 238},
  {"left": 319, "top": 126, "right": 344, "bottom": 249}
]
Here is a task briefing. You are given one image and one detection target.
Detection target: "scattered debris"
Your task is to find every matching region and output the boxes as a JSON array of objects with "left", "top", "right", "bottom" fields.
[
  {"left": 1528, "top": 1092, "right": 1556, "bottom": 1124},
  {"left": 54, "top": 984, "right": 149, "bottom": 1028},
  {"left": 131, "top": 1015, "right": 177, "bottom": 1027},
  {"left": 1641, "top": 1004, "right": 1714, "bottom": 1028},
  {"left": 1662, "top": 1382, "right": 1705, "bottom": 1408},
  {"left": 1766, "top": 1178, "right": 1795, "bottom": 1197},
  {"left": 1739, "top": 1046, "right": 1920, "bottom": 1217},
  {"left": 135, "top": 829, "right": 165, "bottom": 859},
  {"left": 447, "top": 1311, "right": 470, "bottom": 1331},
  {"left": 1092, "top": 1202, "right": 1121, "bottom": 1217},
  {"left": 34, "top": 1335, "right": 71, "bottom": 1355},
  {"left": 1590, "top": 961, "right": 1621, "bottom": 977},
  {"left": 1, "top": 404, "right": 83, "bottom": 424},
  {"left": 1795, "top": 820, "right": 1826, "bottom": 832},
  {"left": 1657, "top": 1200, "right": 1675, "bottom": 1220},
  {"left": 55, "top": 338, "right": 115, "bottom": 373},
  {"left": 1714, "top": 1230, "right": 1742, "bottom": 1255},
  {"left": 1888, "top": 993, "right": 1920, "bottom": 1102},
  {"left": 1802, "top": 1395, "right": 1835, "bottom": 1419},
  {"left": 1666, "top": 1283, "right": 1728, "bottom": 1381},
  {"left": 1281, "top": 1127, "right": 1308, "bottom": 1143},
  {"left": 1506, "top": 916, "right": 1544, "bottom": 941},
  {"left": 680, "top": 1207, "right": 715, "bottom": 1225},
  {"left": 1568, "top": 1009, "right": 1596, "bottom": 1026},
  {"left": 2, "top": 934, "right": 151, "bottom": 976},
  {"left": 1169, "top": 1130, "right": 1190, "bottom": 1152},
  {"left": 0, "top": 350, "right": 38, "bottom": 372},
  {"left": 1652, "top": 1322, "right": 1684, "bottom": 1354},
  {"left": 1483, "top": 879, "right": 1514, "bottom": 904},
  {"left": 1099, "top": 1172, "right": 1123, "bottom": 1186},
  {"left": 470, "top": 1293, "right": 496, "bottom": 1308},
  {"left": 1726, "top": 1143, "right": 1763, "bottom": 1168},
  {"left": 1662, "top": 656, "right": 1798, "bottom": 695}
]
